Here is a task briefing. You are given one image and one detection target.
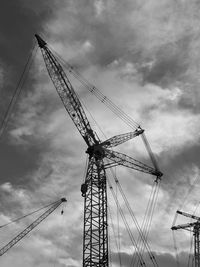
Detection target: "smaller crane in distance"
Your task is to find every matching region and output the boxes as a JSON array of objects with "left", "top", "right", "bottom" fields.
[
  {"left": 0, "top": 197, "right": 67, "bottom": 256},
  {"left": 172, "top": 210, "right": 200, "bottom": 267}
]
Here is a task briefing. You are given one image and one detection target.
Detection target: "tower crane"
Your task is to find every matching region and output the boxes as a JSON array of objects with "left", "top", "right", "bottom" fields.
[
  {"left": 0, "top": 197, "right": 67, "bottom": 256},
  {"left": 172, "top": 210, "right": 200, "bottom": 267},
  {"left": 35, "top": 34, "right": 163, "bottom": 267}
]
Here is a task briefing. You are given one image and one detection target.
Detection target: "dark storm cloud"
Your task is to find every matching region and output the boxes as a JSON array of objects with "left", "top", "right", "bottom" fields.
[
  {"left": 139, "top": 34, "right": 191, "bottom": 88},
  {"left": 162, "top": 144, "right": 200, "bottom": 182},
  {"left": 0, "top": 0, "right": 53, "bottom": 90},
  {"left": 159, "top": 144, "right": 200, "bottom": 206},
  {"left": 0, "top": 0, "right": 56, "bottom": 185},
  {"left": 0, "top": 142, "right": 40, "bottom": 184},
  {"left": 47, "top": 0, "right": 139, "bottom": 68},
  {"left": 2, "top": 1, "right": 200, "bottom": 266}
]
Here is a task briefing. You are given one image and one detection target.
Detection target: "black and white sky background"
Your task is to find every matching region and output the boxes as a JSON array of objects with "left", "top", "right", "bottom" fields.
[{"left": 1, "top": 0, "right": 200, "bottom": 266}]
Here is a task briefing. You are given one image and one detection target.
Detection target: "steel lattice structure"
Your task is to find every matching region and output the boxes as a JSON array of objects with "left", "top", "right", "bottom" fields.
[
  {"left": 35, "top": 34, "right": 162, "bottom": 267},
  {"left": 172, "top": 210, "right": 200, "bottom": 267},
  {"left": 83, "top": 158, "right": 108, "bottom": 266}
]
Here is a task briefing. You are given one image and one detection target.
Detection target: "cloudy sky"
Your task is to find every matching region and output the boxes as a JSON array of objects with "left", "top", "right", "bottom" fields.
[{"left": 1, "top": 0, "right": 200, "bottom": 266}]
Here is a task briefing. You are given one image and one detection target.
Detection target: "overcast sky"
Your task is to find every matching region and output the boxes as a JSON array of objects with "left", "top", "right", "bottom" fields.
[{"left": 1, "top": 0, "right": 200, "bottom": 266}]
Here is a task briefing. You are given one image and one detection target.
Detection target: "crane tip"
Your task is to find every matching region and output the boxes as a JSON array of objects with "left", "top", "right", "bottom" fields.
[
  {"left": 61, "top": 197, "right": 67, "bottom": 202},
  {"left": 35, "top": 34, "right": 46, "bottom": 48}
]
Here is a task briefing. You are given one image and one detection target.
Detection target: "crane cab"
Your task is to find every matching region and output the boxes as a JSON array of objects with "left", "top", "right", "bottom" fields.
[{"left": 81, "top": 183, "right": 88, "bottom": 197}]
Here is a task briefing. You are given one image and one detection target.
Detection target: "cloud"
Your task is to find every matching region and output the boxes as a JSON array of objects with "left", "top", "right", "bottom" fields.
[
  {"left": 2, "top": 1, "right": 200, "bottom": 266},
  {"left": 111, "top": 250, "right": 190, "bottom": 267}
]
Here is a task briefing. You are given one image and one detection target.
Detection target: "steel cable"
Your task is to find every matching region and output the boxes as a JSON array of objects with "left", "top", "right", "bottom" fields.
[
  {"left": 108, "top": 178, "right": 146, "bottom": 267},
  {"left": 110, "top": 172, "right": 159, "bottom": 267},
  {"left": 0, "top": 40, "right": 38, "bottom": 140}
]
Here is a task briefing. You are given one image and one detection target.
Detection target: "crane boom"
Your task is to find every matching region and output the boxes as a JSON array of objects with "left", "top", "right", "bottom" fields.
[
  {"left": 35, "top": 34, "right": 99, "bottom": 147},
  {"left": 100, "top": 129, "right": 144, "bottom": 148},
  {"left": 0, "top": 198, "right": 67, "bottom": 256},
  {"left": 176, "top": 210, "right": 200, "bottom": 221},
  {"left": 104, "top": 149, "right": 162, "bottom": 177},
  {"left": 171, "top": 222, "right": 196, "bottom": 231}
]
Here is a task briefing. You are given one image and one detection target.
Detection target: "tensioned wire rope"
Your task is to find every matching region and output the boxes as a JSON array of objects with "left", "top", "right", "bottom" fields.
[
  {"left": 108, "top": 204, "right": 122, "bottom": 267},
  {"left": 108, "top": 169, "right": 159, "bottom": 267},
  {"left": 172, "top": 230, "right": 180, "bottom": 267},
  {"left": 108, "top": 178, "right": 146, "bottom": 267},
  {"left": 0, "top": 40, "right": 38, "bottom": 140},
  {"left": 0, "top": 36, "right": 68, "bottom": 209},
  {"left": 108, "top": 176, "right": 160, "bottom": 267},
  {"left": 135, "top": 181, "right": 160, "bottom": 267},
  {"left": 52, "top": 200, "right": 67, "bottom": 267},
  {"left": 187, "top": 232, "right": 193, "bottom": 267},
  {"left": 171, "top": 211, "right": 181, "bottom": 267}
]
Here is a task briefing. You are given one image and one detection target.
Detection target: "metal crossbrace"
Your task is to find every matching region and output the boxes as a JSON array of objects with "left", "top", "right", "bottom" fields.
[{"left": 83, "top": 158, "right": 108, "bottom": 267}]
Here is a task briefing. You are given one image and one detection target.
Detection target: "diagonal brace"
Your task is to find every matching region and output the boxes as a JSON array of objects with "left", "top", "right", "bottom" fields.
[
  {"left": 100, "top": 128, "right": 144, "bottom": 148},
  {"left": 104, "top": 149, "right": 162, "bottom": 178}
]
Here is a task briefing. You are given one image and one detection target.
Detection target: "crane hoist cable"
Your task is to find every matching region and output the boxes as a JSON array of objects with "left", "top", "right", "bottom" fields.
[
  {"left": 132, "top": 182, "right": 160, "bottom": 267},
  {"left": 0, "top": 197, "right": 67, "bottom": 257},
  {"left": 188, "top": 234, "right": 193, "bottom": 267},
  {"left": 107, "top": 211, "right": 115, "bottom": 267},
  {"left": 121, "top": 181, "right": 159, "bottom": 267},
  {"left": 108, "top": 179, "right": 146, "bottom": 267},
  {"left": 108, "top": 205, "right": 122, "bottom": 267},
  {"left": 0, "top": 40, "right": 38, "bottom": 140},
  {"left": 172, "top": 231, "right": 180, "bottom": 267},
  {"left": 109, "top": 172, "right": 159, "bottom": 267},
  {"left": 136, "top": 182, "right": 160, "bottom": 267}
]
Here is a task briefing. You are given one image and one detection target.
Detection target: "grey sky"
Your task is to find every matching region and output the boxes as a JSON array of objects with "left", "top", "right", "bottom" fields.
[{"left": 0, "top": 0, "right": 200, "bottom": 266}]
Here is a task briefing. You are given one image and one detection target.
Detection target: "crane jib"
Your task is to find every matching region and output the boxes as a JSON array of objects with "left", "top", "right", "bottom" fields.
[{"left": 40, "top": 45, "right": 99, "bottom": 146}]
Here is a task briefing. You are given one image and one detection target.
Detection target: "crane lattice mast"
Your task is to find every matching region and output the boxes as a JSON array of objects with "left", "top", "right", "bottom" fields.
[
  {"left": 35, "top": 34, "right": 162, "bottom": 267},
  {"left": 172, "top": 210, "right": 200, "bottom": 267}
]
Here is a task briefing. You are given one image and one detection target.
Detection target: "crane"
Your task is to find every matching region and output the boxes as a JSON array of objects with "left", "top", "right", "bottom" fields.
[
  {"left": 35, "top": 34, "right": 162, "bottom": 267},
  {"left": 0, "top": 197, "right": 67, "bottom": 256},
  {"left": 172, "top": 210, "right": 200, "bottom": 267}
]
